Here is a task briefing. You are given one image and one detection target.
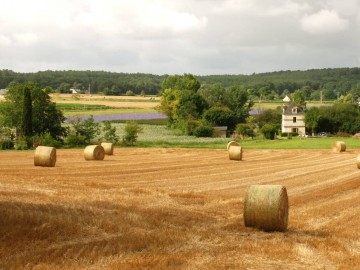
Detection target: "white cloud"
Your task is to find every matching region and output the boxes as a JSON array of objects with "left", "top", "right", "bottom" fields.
[
  {"left": 136, "top": 2, "right": 207, "bottom": 33},
  {"left": 12, "top": 33, "right": 39, "bottom": 46},
  {"left": 0, "top": 35, "right": 11, "bottom": 46},
  {"left": 301, "top": 9, "right": 350, "bottom": 34}
]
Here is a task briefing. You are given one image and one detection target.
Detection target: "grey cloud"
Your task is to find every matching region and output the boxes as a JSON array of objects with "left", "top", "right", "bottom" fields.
[{"left": 0, "top": 0, "right": 359, "bottom": 74}]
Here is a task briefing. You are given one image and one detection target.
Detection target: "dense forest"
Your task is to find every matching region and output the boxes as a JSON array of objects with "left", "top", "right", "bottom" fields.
[{"left": 1, "top": 68, "right": 360, "bottom": 99}]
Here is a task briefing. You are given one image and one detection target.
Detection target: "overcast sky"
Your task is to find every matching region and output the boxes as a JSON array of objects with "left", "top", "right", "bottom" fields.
[{"left": 1, "top": 0, "right": 359, "bottom": 75}]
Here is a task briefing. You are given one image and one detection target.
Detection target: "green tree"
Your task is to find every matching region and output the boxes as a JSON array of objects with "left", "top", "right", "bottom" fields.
[
  {"left": 255, "top": 108, "right": 282, "bottom": 129},
  {"left": 1, "top": 82, "right": 67, "bottom": 141},
  {"left": 69, "top": 116, "right": 100, "bottom": 144},
  {"left": 102, "top": 121, "right": 120, "bottom": 144},
  {"left": 317, "top": 103, "right": 360, "bottom": 135},
  {"left": 197, "top": 83, "right": 226, "bottom": 107},
  {"left": 335, "top": 93, "right": 356, "bottom": 104},
  {"left": 56, "top": 82, "right": 71, "bottom": 93},
  {"left": 259, "top": 86, "right": 271, "bottom": 100},
  {"left": 223, "top": 85, "right": 254, "bottom": 124},
  {"left": 157, "top": 74, "right": 207, "bottom": 134},
  {"left": 304, "top": 107, "right": 320, "bottom": 136},
  {"left": 21, "top": 86, "right": 33, "bottom": 138},
  {"left": 122, "top": 121, "right": 143, "bottom": 145},
  {"left": 42, "top": 86, "right": 55, "bottom": 94},
  {"left": 235, "top": 123, "right": 255, "bottom": 139},
  {"left": 125, "top": 90, "right": 135, "bottom": 96},
  {"left": 203, "top": 106, "right": 236, "bottom": 131},
  {"left": 292, "top": 90, "right": 306, "bottom": 106},
  {"left": 260, "top": 123, "right": 278, "bottom": 140},
  {"left": 161, "top": 73, "right": 200, "bottom": 93}
]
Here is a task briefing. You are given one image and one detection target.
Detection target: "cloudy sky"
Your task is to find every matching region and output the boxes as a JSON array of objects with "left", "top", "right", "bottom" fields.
[{"left": 0, "top": 0, "right": 359, "bottom": 75}]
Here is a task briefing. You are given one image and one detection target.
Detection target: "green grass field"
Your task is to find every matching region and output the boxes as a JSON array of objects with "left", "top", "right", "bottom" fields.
[{"left": 106, "top": 123, "right": 360, "bottom": 149}]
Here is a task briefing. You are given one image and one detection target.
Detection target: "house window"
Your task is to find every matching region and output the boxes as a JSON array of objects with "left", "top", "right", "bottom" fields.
[
  {"left": 292, "top": 107, "right": 297, "bottom": 113},
  {"left": 293, "top": 117, "right": 296, "bottom": 123}
]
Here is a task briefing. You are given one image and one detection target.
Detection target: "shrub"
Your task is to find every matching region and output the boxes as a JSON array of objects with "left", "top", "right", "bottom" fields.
[
  {"left": 1, "top": 140, "right": 14, "bottom": 150},
  {"left": 122, "top": 121, "right": 143, "bottom": 146},
  {"left": 15, "top": 136, "right": 30, "bottom": 150},
  {"left": 335, "top": 131, "right": 351, "bottom": 137},
  {"left": 102, "top": 121, "right": 120, "bottom": 144},
  {"left": 260, "top": 123, "right": 277, "bottom": 140},
  {"left": 235, "top": 123, "right": 255, "bottom": 139},
  {"left": 69, "top": 116, "right": 100, "bottom": 144},
  {"left": 65, "top": 133, "right": 86, "bottom": 146},
  {"left": 125, "top": 90, "right": 135, "bottom": 96},
  {"left": 193, "top": 124, "right": 214, "bottom": 137},
  {"left": 33, "top": 133, "right": 60, "bottom": 148},
  {"left": 281, "top": 132, "right": 298, "bottom": 137}
]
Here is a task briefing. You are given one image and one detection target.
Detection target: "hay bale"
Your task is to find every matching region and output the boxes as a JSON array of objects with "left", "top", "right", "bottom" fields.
[
  {"left": 227, "top": 141, "right": 239, "bottom": 151},
  {"left": 229, "top": 145, "right": 242, "bottom": 160},
  {"left": 243, "top": 185, "right": 289, "bottom": 232},
  {"left": 84, "top": 145, "right": 105, "bottom": 160},
  {"left": 34, "top": 146, "right": 56, "bottom": 167},
  {"left": 332, "top": 141, "right": 346, "bottom": 152},
  {"left": 101, "top": 142, "right": 114, "bottom": 155},
  {"left": 357, "top": 155, "right": 360, "bottom": 169}
]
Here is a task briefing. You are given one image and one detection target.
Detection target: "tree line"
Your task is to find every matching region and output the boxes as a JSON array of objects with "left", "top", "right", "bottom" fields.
[
  {"left": 2, "top": 68, "right": 360, "bottom": 100},
  {"left": 158, "top": 74, "right": 360, "bottom": 138},
  {"left": 0, "top": 82, "right": 143, "bottom": 149}
]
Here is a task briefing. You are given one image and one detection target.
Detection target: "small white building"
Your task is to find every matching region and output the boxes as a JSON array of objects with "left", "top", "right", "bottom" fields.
[
  {"left": 281, "top": 102, "right": 305, "bottom": 134},
  {"left": 69, "top": 88, "right": 81, "bottom": 94},
  {"left": 0, "top": 89, "right": 6, "bottom": 100},
  {"left": 213, "top": 126, "right": 227, "bottom": 138}
]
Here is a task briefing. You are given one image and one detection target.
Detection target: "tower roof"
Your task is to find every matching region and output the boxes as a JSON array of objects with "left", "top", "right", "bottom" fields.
[{"left": 282, "top": 102, "right": 304, "bottom": 115}]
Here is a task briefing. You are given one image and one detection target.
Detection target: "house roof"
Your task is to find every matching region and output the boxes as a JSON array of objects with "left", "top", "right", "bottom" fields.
[
  {"left": 283, "top": 95, "right": 291, "bottom": 102},
  {"left": 282, "top": 102, "right": 304, "bottom": 115}
]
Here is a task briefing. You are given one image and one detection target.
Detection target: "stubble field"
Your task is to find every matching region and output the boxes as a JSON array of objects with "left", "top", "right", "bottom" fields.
[{"left": 0, "top": 148, "right": 359, "bottom": 269}]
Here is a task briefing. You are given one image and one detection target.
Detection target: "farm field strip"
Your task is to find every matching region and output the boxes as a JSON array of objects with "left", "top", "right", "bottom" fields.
[{"left": 0, "top": 148, "right": 359, "bottom": 269}]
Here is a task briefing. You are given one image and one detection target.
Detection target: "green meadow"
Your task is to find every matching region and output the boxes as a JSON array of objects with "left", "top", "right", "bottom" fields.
[{"left": 108, "top": 123, "right": 360, "bottom": 149}]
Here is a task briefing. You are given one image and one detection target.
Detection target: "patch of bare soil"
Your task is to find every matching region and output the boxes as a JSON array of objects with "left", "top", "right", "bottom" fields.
[{"left": 0, "top": 148, "right": 359, "bottom": 269}]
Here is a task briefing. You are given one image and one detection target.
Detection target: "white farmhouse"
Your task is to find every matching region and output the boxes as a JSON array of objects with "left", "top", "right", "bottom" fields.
[{"left": 281, "top": 102, "right": 305, "bottom": 134}]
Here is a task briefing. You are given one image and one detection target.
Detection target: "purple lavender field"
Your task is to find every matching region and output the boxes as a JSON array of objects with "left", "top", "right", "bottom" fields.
[{"left": 66, "top": 112, "right": 166, "bottom": 122}]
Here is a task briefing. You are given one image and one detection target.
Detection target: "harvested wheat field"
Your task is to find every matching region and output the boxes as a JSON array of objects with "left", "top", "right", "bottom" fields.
[
  {"left": 50, "top": 94, "right": 159, "bottom": 109},
  {"left": 0, "top": 148, "right": 359, "bottom": 269}
]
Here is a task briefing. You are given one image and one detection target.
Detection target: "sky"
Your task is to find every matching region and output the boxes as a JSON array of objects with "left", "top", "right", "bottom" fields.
[{"left": 0, "top": 0, "right": 360, "bottom": 75}]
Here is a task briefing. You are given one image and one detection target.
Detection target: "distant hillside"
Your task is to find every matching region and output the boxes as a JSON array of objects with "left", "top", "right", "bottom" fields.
[{"left": 1, "top": 68, "right": 360, "bottom": 98}]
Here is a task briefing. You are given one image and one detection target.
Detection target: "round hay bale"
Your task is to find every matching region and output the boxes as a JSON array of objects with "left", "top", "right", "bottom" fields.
[
  {"left": 244, "top": 185, "right": 289, "bottom": 232},
  {"left": 84, "top": 145, "right": 105, "bottom": 161},
  {"left": 332, "top": 141, "right": 346, "bottom": 152},
  {"left": 34, "top": 146, "right": 56, "bottom": 167},
  {"left": 227, "top": 141, "right": 239, "bottom": 151},
  {"left": 101, "top": 142, "right": 114, "bottom": 155},
  {"left": 229, "top": 145, "right": 242, "bottom": 160},
  {"left": 356, "top": 155, "right": 360, "bottom": 169}
]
